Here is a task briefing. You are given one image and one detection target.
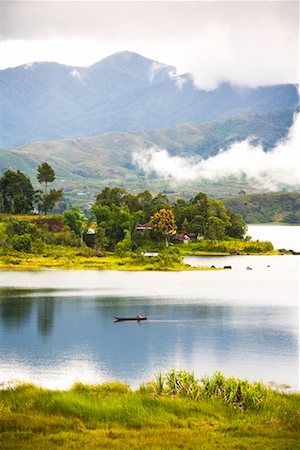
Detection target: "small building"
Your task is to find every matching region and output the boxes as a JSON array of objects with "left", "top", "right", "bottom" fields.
[
  {"left": 84, "top": 227, "right": 96, "bottom": 247},
  {"left": 135, "top": 223, "right": 152, "bottom": 231},
  {"left": 140, "top": 251, "right": 159, "bottom": 257}
]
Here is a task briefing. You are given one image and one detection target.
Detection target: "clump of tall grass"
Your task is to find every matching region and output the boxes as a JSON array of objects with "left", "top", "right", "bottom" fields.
[
  {"left": 201, "top": 371, "right": 266, "bottom": 410},
  {"left": 153, "top": 370, "right": 268, "bottom": 410}
]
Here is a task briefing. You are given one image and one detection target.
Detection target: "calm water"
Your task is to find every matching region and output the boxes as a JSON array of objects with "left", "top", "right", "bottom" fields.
[
  {"left": 0, "top": 225, "right": 299, "bottom": 390},
  {"left": 247, "top": 224, "right": 300, "bottom": 251}
]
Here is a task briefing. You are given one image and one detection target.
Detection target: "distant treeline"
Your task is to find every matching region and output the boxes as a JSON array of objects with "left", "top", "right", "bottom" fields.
[{"left": 222, "top": 192, "right": 300, "bottom": 224}]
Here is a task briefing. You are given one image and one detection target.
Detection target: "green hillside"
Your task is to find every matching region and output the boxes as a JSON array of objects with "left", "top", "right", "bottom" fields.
[
  {"left": 222, "top": 192, "right": 300, "bottom": 224},
  {"left": 0, "top": 110, "right": 295, "bottom": 201}
]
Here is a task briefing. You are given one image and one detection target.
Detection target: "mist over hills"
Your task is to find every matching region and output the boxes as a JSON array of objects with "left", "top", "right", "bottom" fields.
[
  {"left": 0, "top": 109, "right": 297, "bottom": 197},
  {"left": 0, "top": 51, "right": 298, "bottom": 148}
]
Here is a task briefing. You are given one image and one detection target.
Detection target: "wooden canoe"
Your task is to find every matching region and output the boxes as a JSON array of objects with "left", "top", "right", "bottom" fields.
[{"left": 114, "top": 316, "right": 147, "bottom": 322}]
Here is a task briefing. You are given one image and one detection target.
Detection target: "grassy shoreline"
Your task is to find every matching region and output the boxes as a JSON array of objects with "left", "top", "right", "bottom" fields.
[
  {"left": 0, "top": 251, "right": 290, "bottom": 271},
  {"left": 1, "top": 372, "right": 299, "bottom": 450},
  {"left": 0, "top": 253, "right": 218, "bottom": 271}
]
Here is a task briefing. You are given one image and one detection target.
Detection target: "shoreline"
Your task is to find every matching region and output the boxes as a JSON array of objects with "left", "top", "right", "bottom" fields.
[{"left": 0, "top": 251, "right": 297, "bottom": 271}]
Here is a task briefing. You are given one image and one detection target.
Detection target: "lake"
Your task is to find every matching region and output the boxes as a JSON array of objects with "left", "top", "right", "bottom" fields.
[
  {"left": 247, "top": 224, "right": 300, "bottom": 251},
  {"left": 0, "top": 225, "right": 299, "bottom": 391}
]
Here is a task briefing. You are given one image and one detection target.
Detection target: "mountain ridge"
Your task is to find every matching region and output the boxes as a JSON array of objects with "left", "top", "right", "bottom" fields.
[{"left": 0, "top": 51, "right": 298, "bottom": 148}]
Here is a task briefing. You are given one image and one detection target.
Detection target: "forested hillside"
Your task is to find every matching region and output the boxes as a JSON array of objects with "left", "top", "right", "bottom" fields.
[{"left": 222, "top": 192, "right": 300, "bottom": 224}]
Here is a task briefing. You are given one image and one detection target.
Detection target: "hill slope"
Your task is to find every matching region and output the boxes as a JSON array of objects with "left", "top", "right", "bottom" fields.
[
  {"left": 0, "top": 110, "right": 295, "bottom": 194},
  {"left": 222, "top": 192, "right": 300, "bottom": 224},
  {"left": 0, "top": 51, "right": 298, "bottom": 148}
]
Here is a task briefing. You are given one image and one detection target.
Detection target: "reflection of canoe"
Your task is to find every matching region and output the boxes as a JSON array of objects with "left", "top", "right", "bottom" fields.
[{"left": 114, "top": 316, "right": 147, "bottom": 322}]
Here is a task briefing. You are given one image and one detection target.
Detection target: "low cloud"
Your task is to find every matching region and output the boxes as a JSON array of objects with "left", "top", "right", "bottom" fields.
[
  {"left": 132, "top": 114, "right": 300, "bottom": 191},
  {"left": 1, "top": 2, "right": 298, "bottom": 88}
]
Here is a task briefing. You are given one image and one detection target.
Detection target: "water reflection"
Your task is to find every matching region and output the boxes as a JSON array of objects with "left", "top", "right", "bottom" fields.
[
  {"left": 37, "top": 298, "right": 55, "bottom": 336},
  {"left": 0, "top": 289, "right": 33, "bottom": 329},
  {"left": 0, "top": 291, "right": 298, "bottom": 390},
  {"left": 0, "top": 254, "right": 298, "bottom": 390}
]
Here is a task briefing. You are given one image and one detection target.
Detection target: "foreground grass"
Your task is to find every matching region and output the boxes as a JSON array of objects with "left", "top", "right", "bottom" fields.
[{"left": 1, "top": 372, "right": 299, "bottom": 449}]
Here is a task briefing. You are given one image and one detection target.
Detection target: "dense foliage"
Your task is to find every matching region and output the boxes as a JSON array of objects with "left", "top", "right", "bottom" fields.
[
  {"left": 0, "top": 170, "right": 34, "bottom": 214},
  {"left": 92, "top": 187, "right": 247, "bottom": 250},
  {"left": 0, "top": 165, "right": 63, "bottom": 215}
]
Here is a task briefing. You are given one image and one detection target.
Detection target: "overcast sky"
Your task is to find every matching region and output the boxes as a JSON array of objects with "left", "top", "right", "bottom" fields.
[{"left": 0, "top": 1, "right": 299, "bottom": 89}]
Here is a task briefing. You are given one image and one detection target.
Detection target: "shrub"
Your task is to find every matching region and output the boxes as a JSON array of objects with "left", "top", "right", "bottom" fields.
[
  {"left": 114, "top": 230, "right": 133, "bottom": 257},
  {"left": 11, "top": 233, "right": 32, "bottom": 252},
  {"left": 32, "top": 238, "right": 46, "bottom": 254},
  {"left": 52, "top": 229, "right": 81, "bottom": 247},
  {"left": 6, "top": 219, "right": 38, "bottom": 239}
]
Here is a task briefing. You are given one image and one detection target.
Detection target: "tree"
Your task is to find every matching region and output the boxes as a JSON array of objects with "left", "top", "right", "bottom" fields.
[
  {"left": 93, "top": 204, "right": 139, "bottom": 249},
  {"left": 150, "top": 208, "right": 177, "bottom": 246},
  {"left": 40, "top": 189, "right": 63, "bottom": 215},
  {"left": 95, "top": 187, "right": 127, "bottom": 208},
  {"left": 207, "top": 216, "right": 226, "bottom": 240},
  {"left": 63, "top": 207, "right": 85, "bottom": 237},
  {"left": 136, "top": 190, "right": 153, "bottom": 221},
  {"left": 94, "top": 227, "right": 109, "bottom": 250},
  {"left": 36, "top": 163, "right": 62, "bottom": 215},
  {"left": 0, "top": 170, "right": 34, "bottom": 214},
  {"left": 190, "top": 193, "right": 210, "bottom": 236},
  {"left": 37, "top": 162, "right": 55, "bottom": 194},
  {"left": 225, "top": 210, "right": 247, "bottom": 239}
]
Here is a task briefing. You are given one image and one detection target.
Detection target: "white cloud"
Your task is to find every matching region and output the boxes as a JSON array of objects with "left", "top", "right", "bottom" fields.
[
  {"left": 148, "top": 60, "right": 167, "bottom": 83},
  {"left": 0, "top": 1, "right": 298, "bottom": 88},
  {"left": 132, "top": 113, "right": 300, "bottom": 190}
]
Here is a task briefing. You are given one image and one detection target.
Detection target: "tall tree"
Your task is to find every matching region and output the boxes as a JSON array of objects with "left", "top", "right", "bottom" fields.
[
  {"left": 37, "top": 162, "right": 55, "bottom": 194},
  {"left": 0, "top": 170, "right": 34, "bottom": 214},
  {"left": 36, "top": 163, "right": 62, "bottom": 215}
]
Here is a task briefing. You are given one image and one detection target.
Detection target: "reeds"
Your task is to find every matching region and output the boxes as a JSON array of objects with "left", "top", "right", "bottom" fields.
[{"left": 152, "top": 370, "right": 268, "bottom": 410}]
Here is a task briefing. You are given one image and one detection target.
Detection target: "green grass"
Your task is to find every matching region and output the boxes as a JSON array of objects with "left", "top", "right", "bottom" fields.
[
  {"left": 0, "top": 246, "right": 220, "bottom": 271},
  {"left": 0, "top": 372, "right": 299, "bottom": 449},
  {"left": 178, "top": 238, "right": 277, "bottom": 256}
]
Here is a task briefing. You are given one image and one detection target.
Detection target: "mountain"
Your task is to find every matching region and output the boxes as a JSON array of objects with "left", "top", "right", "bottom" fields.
[
  {"left": 0, "top": 110, "right": 296, "bottom": 197},
  {"left": 0, "top": 51, "right": 298, "bottom": 148}
]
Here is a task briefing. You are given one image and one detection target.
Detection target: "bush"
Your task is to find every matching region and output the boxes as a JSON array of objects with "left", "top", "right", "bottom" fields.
[
  {"left": 158, "top": 247, "right": 183, "bottom": 265},
  {"left": 32, "top": 238, "right": 46, "bottom": 254},
  {"left": 11, "top": 233, "right": 32, "bottom": 252},
  {"left": 52, "top": 229, "right": 81, "bottom": 247},
  {"left": 114, "top": 230, "right": 133, "bottom": 257},
  {"left": 5, "top": 219, "right": 38, "bottom": 239}
]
